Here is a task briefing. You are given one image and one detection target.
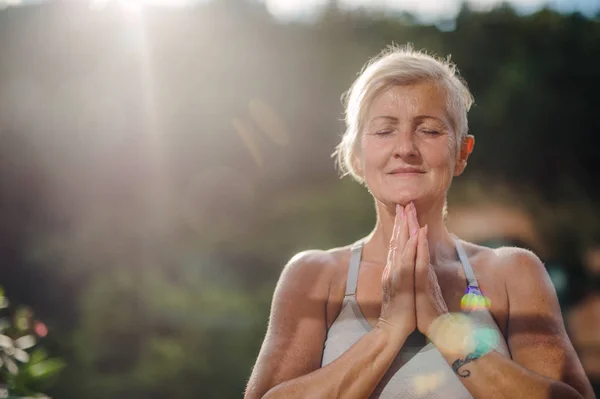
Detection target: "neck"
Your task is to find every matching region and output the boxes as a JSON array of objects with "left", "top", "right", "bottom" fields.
[{"left": 363, "top": 198, "right": 457, "bottom": 266}]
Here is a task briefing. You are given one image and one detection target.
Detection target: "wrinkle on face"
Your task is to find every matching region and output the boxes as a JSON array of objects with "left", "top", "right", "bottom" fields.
[
  {"left": 367, "top": 82, "right": 453, "bottom": 128},
  {"left": 359, "top": 81, "right": 459, "bottom": 208}
]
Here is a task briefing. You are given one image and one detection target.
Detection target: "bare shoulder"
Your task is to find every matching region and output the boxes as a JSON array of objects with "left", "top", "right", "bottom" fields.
[
  {"left": 271, "top": 244, "right": 357, "bottom": 313},
  {"left": 286, "top": 246, "right": 348, "bottom": 273},
  {"left": 244, "top": 244, "right": 356, "bottom": 399},
  {"left": 486, "top": 246, "right": 563, "bottom": 328},
  {"left": 492, "top": 246, "right": 545, "bottom": 269},
  {"left": 488, "top": 246, "right": 551, "bottom": 292},
  {"left": 278, "top": 245, "right": 353, "bottom": 291},
  {"left": 459, "top": 241, "right": 547, "bottom": 287}
]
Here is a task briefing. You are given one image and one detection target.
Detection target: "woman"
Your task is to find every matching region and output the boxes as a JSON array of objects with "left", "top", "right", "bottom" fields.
[{"left": 244, "top": 46, "right": 594, "bottom": 399}]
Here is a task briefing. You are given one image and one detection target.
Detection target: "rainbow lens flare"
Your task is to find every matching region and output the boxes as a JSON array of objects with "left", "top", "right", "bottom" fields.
[
  {"left": 460, "top": 285, "right": 491, "bottom": 311},
  {"left": 473, "top": 326, "right": 500, "bottom": 350}
]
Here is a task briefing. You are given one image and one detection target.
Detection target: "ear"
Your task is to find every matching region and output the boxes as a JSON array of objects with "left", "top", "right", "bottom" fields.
[{"left": 454, "top": 135, "right": 474, "bottom": 176}]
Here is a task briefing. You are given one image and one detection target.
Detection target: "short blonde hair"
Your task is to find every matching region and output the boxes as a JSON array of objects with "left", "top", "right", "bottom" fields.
[{"left": 334, "top": 45, "right": 474, "bottom": 184}]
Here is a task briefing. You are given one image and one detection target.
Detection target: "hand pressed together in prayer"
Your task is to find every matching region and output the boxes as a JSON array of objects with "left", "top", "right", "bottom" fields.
[{"left": 378, "top": 202, "right": 449, "bottom": 343}]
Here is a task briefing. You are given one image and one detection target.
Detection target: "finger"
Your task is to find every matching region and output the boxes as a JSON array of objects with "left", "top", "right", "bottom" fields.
[
  {"left": 415, "top": 225, "right": 430, "bottom": 293},
  {"left": 381, "top": 261, "right": 391, "bottom": 294},
  {"left": 406, "top": 202, "right": 420, "bottom": 238},
  {"left": 387, "top": 204, "right": 404, "bottom": 264},
  {"left": 397, "top": 204, "right": 409, "bottom": 254},
  {"left": 399, "top": 231, "right": 418, "bottom": 285},
  {"left": 393, "top": 204, "right": 404, "bottom": 242}
]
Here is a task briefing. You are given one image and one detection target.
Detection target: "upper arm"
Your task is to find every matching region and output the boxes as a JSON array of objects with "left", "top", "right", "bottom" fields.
[
  {"left": 502, "top": 248, "right": 594, "bottom": 397},
  {"left": 244, "top": 250, "right": 334, "bottom": 399}
]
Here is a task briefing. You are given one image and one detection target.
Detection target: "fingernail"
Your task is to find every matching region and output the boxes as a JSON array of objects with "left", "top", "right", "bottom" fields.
[
  {"left": 411, "top": 227, "right": 418, "bottom": 236},
  {"left": 424, "top": 225, "right": 428, "bottom": 234},
  {"left": 396, "top": 204, "right": 400, "bottom": 214}
]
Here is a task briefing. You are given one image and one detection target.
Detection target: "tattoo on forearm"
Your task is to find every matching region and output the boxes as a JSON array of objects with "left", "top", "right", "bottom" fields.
[
  {"left": 451, "top": 342, "right": 489, "bottom": 378},
  {"left": 451, "top": 352, "right": 483, "bottom": 377}
]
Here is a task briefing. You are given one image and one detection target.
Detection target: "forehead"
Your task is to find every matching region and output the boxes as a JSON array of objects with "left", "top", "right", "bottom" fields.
[{"left": 366, "top": 81, "right": 449, "bottom": 121}]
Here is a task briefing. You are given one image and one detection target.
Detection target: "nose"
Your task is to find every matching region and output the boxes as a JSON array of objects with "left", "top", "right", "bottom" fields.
[{"left": 392, "top": 128, "right": 419, "bottom": 160}]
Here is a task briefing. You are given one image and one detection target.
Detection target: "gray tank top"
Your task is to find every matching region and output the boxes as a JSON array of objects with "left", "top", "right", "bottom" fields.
[{"left": 321, "top": 237, "right": 511, "bottom": 398}]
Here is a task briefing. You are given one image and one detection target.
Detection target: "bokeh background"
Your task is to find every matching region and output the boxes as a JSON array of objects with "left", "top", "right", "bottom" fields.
[{"left": 0, "top": 0, "right": 599, "bottom": 397}]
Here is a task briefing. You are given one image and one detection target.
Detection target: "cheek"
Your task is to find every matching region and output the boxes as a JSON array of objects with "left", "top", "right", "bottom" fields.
[
  {"left": 422, "top": 140, "right": 454, "bottom": 169},
  {"left": 360, "top": 137, "right": 391, "bottom": 169}
]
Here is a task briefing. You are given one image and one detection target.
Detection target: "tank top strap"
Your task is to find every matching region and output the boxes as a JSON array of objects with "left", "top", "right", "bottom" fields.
[
  {"left": 452, "top": 235, "right": 480, "bottom": 288},
  {"left": 345, "top": 241, "right": 364, "bottom": 296}
]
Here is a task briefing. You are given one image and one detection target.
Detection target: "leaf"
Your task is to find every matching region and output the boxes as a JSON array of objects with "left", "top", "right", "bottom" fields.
[
  {"left": 29, "top": 349, "right": 48, "bottom": 365},
  {"left": 26, "top": 358, "right": 66, "bottom": 380}
]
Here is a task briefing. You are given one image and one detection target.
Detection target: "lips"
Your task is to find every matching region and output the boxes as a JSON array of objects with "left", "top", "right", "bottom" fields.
[{"left": 388, "top": 167, "right": 425, "bottom": 174}]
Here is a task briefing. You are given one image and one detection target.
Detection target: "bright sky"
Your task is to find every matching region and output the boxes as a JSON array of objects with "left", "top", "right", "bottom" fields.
[
  {"left": 262, "top": 0, "right": 599, "bottom": 21},
  {"left": 0, "top": 0, "right": 597, "bottom": 20}
]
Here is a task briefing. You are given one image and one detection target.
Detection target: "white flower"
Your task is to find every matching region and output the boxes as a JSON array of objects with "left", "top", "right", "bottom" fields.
[{"left": 0, "top": 334, "right": 35, "bottom": 374}]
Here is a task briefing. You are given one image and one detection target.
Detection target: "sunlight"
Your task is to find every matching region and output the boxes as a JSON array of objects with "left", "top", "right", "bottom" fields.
[
  {"left": 111, "top": 0, "right": 172, "bottom": 241},
  {"left": 264, "top": 0, "right": 328, "bottom": 19},
  {"left": 117, "top": 0, "right": 197, "bottom": 7},
  {"left": 87, "top": 0, "right": 200, "bottom": 11},
  {"left": 263, "top": 0, "right": 599, "bottom": 21}
]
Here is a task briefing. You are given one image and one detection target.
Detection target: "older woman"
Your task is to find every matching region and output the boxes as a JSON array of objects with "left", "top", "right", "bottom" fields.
[{"left": 244, "top": 46, "right": 594, "bottom": 399}]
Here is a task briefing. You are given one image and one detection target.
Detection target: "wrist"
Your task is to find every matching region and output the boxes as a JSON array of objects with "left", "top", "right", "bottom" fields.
[
  {"left": 422, "top": 310, "right": 450, "bottom": 339},
  {"left": 375, "top": 319, "right": 412, "bottom": 348}
]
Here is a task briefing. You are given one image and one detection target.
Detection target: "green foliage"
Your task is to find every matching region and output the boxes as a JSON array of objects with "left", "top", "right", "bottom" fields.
[
  {"left": 70, "top": 265, "right": 269, "bottom": 398},
  {"left": 0, "top": 289, "right": 65, "bottom": 397}
]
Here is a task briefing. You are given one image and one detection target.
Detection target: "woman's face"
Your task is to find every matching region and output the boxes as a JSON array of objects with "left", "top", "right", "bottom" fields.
[{"left": 359, "top": 81, "right": 468, "bottom": 208}]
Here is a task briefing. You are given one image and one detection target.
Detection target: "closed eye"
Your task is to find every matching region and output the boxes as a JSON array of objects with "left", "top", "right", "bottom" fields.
[
  {"left": 420, "top": 129, "right": 441, "bottom": 135},
  {"left": 374, "top": 129, "right": 394, "bottom": 136}
]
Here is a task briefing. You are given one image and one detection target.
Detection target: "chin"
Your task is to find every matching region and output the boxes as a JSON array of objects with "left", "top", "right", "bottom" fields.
[
  {"left": 368, "top": 179, "right": 428, "bottom": 206},
  {"left": 381, "top": 191, "right": 423, "bottom": 207}
]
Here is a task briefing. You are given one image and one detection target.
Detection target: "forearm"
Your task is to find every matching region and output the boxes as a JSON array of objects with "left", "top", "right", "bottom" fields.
[
  {"left": 439, "top": 349, "right": 585, "bottom": 399},
  {"left": 263, "top": 326, "right": 407, "bottom": 399}
]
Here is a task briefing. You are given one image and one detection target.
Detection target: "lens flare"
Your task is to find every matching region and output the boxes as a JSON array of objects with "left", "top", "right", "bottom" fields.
[
  {"left": 413, "top": 371, "right": 445, "bottom": 394},
  {"left": 428, "top": 313, "right": 475, "bottom": 356},
  {"left": 460, "top": 285, "right": 491, "bottom": 311}
]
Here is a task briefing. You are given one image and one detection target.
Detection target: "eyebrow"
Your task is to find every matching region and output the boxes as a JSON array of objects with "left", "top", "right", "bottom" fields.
[
  {"left": 369, "top": 116, "right": 399, "bottom": 123},
  {"left": 415, "top": 115, "right": 449, "bottom": 126},
  {"left": 369, "top": 115, "right": 448, "bottom": 126}
]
